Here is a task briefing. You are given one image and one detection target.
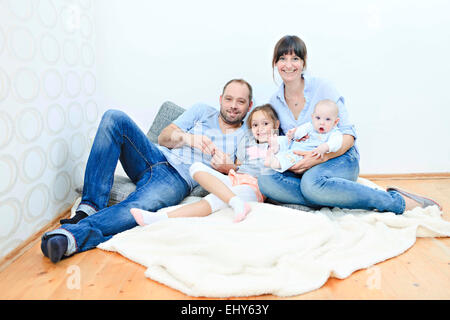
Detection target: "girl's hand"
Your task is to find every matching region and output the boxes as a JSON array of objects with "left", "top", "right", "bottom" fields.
[
  {"left": 211, "top": 148, "right": 235, "bottom": 174},
  {"left": 289, "top": 150, "right": 324, "bottom": 174},
  {"left": 267, "top": 134, "right": 280, "bottom": 154}
]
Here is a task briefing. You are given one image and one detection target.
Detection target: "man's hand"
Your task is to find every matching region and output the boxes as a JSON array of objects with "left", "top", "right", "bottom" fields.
[
  {"left": 210, "top": 148, "right": 236, "bottom": 174},
  {"left": 288, "top": 150, "right": 324, "bottom": 174},
  {"left": 187, "top": 133, "right": 217, "bottom": 155}
]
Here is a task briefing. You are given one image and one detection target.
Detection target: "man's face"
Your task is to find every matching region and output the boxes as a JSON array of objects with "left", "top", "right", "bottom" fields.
[{"left": 219, "top": 82, "right": 252, "bottom": 126}]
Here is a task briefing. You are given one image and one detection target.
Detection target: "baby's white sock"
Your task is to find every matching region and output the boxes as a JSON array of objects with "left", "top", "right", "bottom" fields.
[
  {"left": 228, "top": 196, "right": 251, "bottom": 223},
  {"left": 130, "top": 208, "right": 168, "bottom": 226}
]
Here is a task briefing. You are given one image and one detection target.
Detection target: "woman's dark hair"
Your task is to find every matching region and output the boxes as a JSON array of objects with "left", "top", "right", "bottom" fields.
[{"left": 272, "top": 35, "right": 308, "bottom": 79}]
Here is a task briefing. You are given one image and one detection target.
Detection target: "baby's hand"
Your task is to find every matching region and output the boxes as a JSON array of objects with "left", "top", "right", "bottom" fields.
[
  {"left": 311, "top": 144, "right": 329, "bottom": 159},
  {"left": 286, "top": 128, "right": 297, "bottom": 141}
]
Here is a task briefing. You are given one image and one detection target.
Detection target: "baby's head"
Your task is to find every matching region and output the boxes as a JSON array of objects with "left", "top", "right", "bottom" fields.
[
  {"left": 312, "top": 100, "right": 340, "bottom": 134},
  {"left": 247, "top": 104, "right": 280, "bottom": 143}
]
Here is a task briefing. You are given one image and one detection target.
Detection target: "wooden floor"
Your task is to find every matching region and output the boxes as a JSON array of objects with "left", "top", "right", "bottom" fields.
[{"left": 0, "top": 177, "right": 449, "bottom": 300}]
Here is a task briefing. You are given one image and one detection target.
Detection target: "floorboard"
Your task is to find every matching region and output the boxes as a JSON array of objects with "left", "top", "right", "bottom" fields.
[{"left": 0, "top": 178, "right": 449, "bottom": 300}]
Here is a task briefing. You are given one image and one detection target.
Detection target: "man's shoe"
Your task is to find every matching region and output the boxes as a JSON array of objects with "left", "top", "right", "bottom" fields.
[{"left": 41, "top": 235, "right": 68, "bottom": 263}]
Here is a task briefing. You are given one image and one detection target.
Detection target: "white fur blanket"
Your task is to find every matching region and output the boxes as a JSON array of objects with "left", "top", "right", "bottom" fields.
[{"left": 97, "top": 179, "right": 450, "bottom": 297}]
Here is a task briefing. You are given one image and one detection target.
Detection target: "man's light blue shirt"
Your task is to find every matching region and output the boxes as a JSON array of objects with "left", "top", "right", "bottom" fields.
[
  {"left": 157, "top": 103, "right": 247, "bottom": 191},
  {"left": 269, "top": 73, "right": 359, "bottom": 157}
]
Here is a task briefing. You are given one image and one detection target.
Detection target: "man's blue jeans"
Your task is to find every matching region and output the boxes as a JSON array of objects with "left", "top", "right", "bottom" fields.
[
  {"left": 258, "top": 147, "right": 405, "bottom": 214},
  {"left": 43, "top": 110, "right": 190, "bottom": 256}
]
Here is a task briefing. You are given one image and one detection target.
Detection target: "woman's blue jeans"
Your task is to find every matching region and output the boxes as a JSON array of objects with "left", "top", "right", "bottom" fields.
[
  {"left": 43, "top": 109, "right": 190, "bottom": 256},
  {"left": 258, "top": 147, "right": 405, "bottom": 214}
]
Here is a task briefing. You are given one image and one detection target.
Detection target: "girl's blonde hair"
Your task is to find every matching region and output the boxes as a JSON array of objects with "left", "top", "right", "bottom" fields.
[{"left": 246, "top": 104, "right": 280, "bottom": 129}]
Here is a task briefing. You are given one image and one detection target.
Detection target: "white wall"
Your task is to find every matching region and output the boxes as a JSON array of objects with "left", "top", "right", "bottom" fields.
[{"left": 94, "top": 0, "right": 450, "bottom": 174}]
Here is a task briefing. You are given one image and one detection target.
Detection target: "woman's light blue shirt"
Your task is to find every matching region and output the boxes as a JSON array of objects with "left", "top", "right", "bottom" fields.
[{"left": 269, "top": 73, "right": 359, "bottom": 157}]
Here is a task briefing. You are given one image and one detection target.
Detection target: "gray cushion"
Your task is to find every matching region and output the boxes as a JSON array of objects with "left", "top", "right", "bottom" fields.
[
  {"left": 75, "top": 101, "right": 313, "bottom": 212},
  {"left": 146, "top": 101, "right": 186, "bottom": 144},
  {"left": 75, "top": 175, "right": 136, "bottom": 206}
]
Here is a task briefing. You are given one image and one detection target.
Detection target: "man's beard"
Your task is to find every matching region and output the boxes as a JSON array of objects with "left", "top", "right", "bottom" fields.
[{"left": 220, "top": 109, "right": 245, "bottom": 125}]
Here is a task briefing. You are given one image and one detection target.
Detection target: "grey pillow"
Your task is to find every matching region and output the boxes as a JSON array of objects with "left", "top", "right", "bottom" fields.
[
  {"left": 75, "top": 175, "right": 136, "bottom": 206},
  {"left": 146, "top": 101, "right": 186, "bottom": 143}
]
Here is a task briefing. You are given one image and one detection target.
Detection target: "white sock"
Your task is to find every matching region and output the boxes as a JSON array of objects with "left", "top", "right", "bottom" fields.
[
  {"left": 130, "top": 208, "right": 168, "bottom": 226},
  {"left": 228, "top": 196, "right": 251, "bottom": 222}
]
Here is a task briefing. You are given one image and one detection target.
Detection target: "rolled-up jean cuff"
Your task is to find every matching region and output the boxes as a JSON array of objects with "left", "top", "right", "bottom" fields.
[
  {"left": 395, "top": 191, "right": 406, "bottom": 214},
  {"left": 77, "top": 203, "right": 98, "bottom": 216},
  {"left": 43, "top": 228, "right": 77, "bottom": 256}
]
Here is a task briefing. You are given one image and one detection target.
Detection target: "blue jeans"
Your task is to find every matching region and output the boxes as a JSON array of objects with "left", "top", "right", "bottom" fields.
[
  {"left": 43, "top": 110, "right": 190, "bottom": 255},
  {"left": 258, "top": 147, "right": 405, "bottom": 214}
]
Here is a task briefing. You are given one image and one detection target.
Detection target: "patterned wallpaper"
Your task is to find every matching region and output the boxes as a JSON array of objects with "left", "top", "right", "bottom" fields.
[{"left": 0, "top": 0, "right": 101, "bottom": 260}]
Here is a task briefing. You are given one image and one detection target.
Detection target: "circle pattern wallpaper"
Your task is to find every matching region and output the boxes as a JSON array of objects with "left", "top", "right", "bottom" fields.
[{"left": 0, "top": 0, "right": 98, "bottom": 259}]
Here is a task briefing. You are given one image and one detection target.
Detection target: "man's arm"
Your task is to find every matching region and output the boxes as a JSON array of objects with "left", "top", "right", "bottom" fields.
[
  {"left": 158, "top": 123, "right": 188, "bottom": 149},
  {"left": 158, "top": 123, "right": 217, "bottom": 155}
]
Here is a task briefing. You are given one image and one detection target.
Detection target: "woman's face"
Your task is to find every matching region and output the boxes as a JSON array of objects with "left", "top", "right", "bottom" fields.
[
  {"left": 276, "top": 53, "right": 305, "bottom": 83},
  {"left": 250, "top": 111, "right": 279, "bottom": 143}
]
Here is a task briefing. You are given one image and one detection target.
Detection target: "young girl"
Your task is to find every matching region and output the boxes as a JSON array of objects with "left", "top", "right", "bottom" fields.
[{"left": 130, "top": 104, "right": 280, "bottom": 225}]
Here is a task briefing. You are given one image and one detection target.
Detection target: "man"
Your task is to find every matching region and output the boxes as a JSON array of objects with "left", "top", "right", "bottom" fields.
[{"left": 41, "top": 79, "right": 253, "bottom": 263}]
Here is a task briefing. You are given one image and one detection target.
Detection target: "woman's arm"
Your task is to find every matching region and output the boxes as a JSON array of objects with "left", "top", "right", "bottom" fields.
[{"left": 288, "top": 134, "right": 355, "bottom": 174}]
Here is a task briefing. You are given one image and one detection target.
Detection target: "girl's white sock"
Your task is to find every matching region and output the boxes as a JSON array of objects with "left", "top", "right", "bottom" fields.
[
  {"left": 228, "top": 196, "right": 251, "bottom": 223},
  {"left": 130, "top": 208, "right": 168, "bottom": 226}
]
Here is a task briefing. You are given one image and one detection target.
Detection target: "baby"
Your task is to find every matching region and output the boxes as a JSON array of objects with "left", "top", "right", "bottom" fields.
[{"left": 265, "top": 99, "right": 343, "bottom": 172}]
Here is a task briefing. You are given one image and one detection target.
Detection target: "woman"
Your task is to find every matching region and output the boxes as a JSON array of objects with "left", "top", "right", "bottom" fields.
[{"left": 258, "top": 35, "right": 441, "bottom": 214}]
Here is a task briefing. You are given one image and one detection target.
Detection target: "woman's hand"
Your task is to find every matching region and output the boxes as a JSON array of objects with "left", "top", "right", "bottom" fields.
[{"left": 288, "top": 150, "right": 325, "bottom": 174}]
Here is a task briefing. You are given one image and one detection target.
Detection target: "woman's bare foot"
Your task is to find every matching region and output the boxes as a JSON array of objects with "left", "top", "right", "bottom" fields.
[
  {"left": 387, "top": 186, "right": 442, "bottom": 212},
  {"left": 402, "top": 195, "right": 422, "bottom": 211}
]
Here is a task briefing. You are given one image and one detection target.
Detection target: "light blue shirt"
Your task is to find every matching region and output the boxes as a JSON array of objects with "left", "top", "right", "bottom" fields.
[
  {"left": 269, "top": 73, "right": 358, "bottom": 157},
  {"left": 157, "top": 103, "right": 247, "bottom": 190}
]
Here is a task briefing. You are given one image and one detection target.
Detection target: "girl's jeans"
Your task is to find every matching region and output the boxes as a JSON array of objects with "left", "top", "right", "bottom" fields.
[
  {"left": 43, "top": 110, "right": 190, "bottom": 256},
  {"left": 258, "top": 147, "right": 405, "bottom": 214}
]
